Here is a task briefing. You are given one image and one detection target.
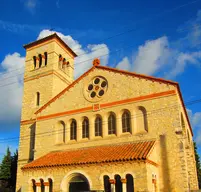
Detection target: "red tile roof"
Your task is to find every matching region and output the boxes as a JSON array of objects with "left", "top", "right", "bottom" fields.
[{"left": 22, "top": 141, "right": 156, "bottom": 170}]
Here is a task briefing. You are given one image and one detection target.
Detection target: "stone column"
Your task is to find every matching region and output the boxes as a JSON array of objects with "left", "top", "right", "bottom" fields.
[
  {"left": 102, "top": 115, "right": 108, "bottom": 138},
  {"left": 131, "top": 110, "right": 136, "bottom": 134},
  {"left": 35, "top": 183, "right": 41, "bottom": 192},
  {"left": 66, "top": 121, "right": 70, "bottom": 142},
  {"left": 121, "top": 178, "right": 127, "bottom": 192},
  {"left": 109, "top": 179, "right": 116, "bottom": 192},
  {"left": 42, "top": 54, "right": 46, "bottom": 67},
  {"left": 89, "top": 117, "right": 95, "bottom": 140},
  {"left": 116, "top": 113, "right": 122, "bottom": 136},
  {"left": 44, "top": 182, "right": 49, "bottom": 192},
  {"left": 36, "top": 57, "right": 39, "bottom": 69},
  {"left": 77, "top": 119, "right": 82, "bottom": 141}
]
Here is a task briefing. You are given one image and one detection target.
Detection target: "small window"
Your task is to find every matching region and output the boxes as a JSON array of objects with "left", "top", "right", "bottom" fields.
[
  {"left": 33, "top": 56, "right": 36, "bottom": 69},
  {"left": 137, "top": 106, "right": 148, "bottom": 132},
  {"left": 40, "top": 179, "right": 44, "bottom": 192},
  {"left": 108, "top": 113, "right": 116, "bottom": 135},
  {"left": 62, "top": 58, "right": 66, "bottom": 69},
  {"left": 70, "top": 119, "right": 77, "bottom": 140},
  {"left": 122, "top": 110, "right": 131, "bottom": 133},
  {"left": 36, "top": 92, "right": 40, "bottom": 106},
  {"left": 115, "top": 174, "right": 122, "bottom": 192},
  {"left": 48, "top": 178, "right": 53, "bottom": 192},
  {"left": 32, "top": 179, "right": 36, "bottom": 192},
  {"left": 39, "top": 54, "right": 42, "bottom": 68},
  {"left": 59, "top": 54, "right": 62, "bottom": 68},
  {"left": 95, "top": 116, "right": 102, "bottom": 136},
  {"left": 103, "top": 175, "right": 111, "bottom": 192},
  {"left": 126, "top": 174, "right": 134, "bottom": 192},
  {"left": 44, "top": 52, "right": 47, "bottom": 66},
  {"left": 82, "top": 118, "right": 89, "bottom": 138}
]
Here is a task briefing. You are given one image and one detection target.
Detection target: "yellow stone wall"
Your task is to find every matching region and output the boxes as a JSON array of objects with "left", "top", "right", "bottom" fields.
[
  {"left": 21, "top": 161, "right": 150, "bottom": 192},
  {"left": 16, "top": 38, "right": 75, "bottom": 192}
]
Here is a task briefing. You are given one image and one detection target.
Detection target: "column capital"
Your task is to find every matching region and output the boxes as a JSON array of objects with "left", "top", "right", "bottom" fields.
[
  {"left": 109, "top": 179, "right": 116, "bottom": 184},
  {"left": 43, "top": 182, "right": 49, "bottom": 186},
  {"left": 35, "top": 182, "right": 41, "bottom": 187},
  {"left": 121, "top": 178, "right": 127, "bottom": 183}
]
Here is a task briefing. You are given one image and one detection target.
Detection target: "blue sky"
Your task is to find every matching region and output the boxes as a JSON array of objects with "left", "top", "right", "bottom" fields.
[{"left": 0, "top": 0, "right": 201, "bottom": 161}]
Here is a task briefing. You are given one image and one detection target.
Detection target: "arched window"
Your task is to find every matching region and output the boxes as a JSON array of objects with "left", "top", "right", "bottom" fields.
[
  {"left": 48, "top": 178, "right": 53, "bottom": 192},
  {"left": 82, "top": 118, "right": 89, "bottom": 138},
  {"left": 115, "top": 174, "right": 122, "bottom": 192},
  {"left": 33, "top": 56, "right": 36, "bottom": 69},
  {"left": 59, "top": 54, "right": 62, "bottom": 68},
  {"left": 95, "top": 116, "right": 102, "bottom": 136},
  {"left": 62, "top": 58, "right": 66, "bottom": 69},
  {"left": 32, "top": 179, "right": 36, "bottom": 192},
  {"left": 40, "top": 179, "right": 44, "bottom": 192},
  {"left": 39, "top": 54, "right": 42, "bottom": 68},
  {"left": 137, "top": 106, "right": 148, "bottom": 133},
  {"left": 103, "top": 175, "right": 111, "bottom": 192},
  {"left": 56, "top": 121, "right": 66, "bottom": 143},
  {"left": 108, "top": 113, "right": 116, "bottom": 135},
  {"left": 36, "top": 92, "right": 40, "bottom": 106},
  {"left": 122, "top": 110, "right": 131, "bottom": 133},
  {"left": 44, "top": 52, "right": 48, "bottom": 66},
  {"left": 126, "top": 174, "right": 134, "bottom": 192},
  {"left": 70, "top": 119, "right": 77, "bottom": 140}
]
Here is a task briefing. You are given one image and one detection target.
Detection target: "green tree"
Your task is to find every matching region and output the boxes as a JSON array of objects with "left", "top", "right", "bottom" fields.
[
  {"left": 194, "top": 141, "right": 201, "bottom": 189},
  {"left": 0, "top": 147, "right": 12, "bottom": 179},
  {"left": 10, "top": 149, "right": 18, "bottom": 190}
]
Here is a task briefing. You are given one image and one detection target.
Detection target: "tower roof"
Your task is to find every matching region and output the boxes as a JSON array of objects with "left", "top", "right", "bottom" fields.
[{"left": 23, "top": 33, "right": 77, "bottom": 57}]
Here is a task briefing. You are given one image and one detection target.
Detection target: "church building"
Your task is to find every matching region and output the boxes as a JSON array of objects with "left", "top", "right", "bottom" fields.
[{"left": 16, "top": 33, "right": 199, "bottom": 192}]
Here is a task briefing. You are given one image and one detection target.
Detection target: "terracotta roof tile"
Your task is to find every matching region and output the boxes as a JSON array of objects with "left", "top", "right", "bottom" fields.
[{"left": 22, "top": 141, "right": 155, "bottom": 170}]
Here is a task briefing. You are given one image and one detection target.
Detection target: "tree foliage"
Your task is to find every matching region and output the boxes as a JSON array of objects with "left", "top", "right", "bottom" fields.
[
  {"left": 0, "top": 147, "right": 18, "bottom": 191},
  {"left": 0, "top": 147, "right": 12, "bottom": 179},
  {"left": 194, "top": 141, "right": 201, "bottom": 189}
]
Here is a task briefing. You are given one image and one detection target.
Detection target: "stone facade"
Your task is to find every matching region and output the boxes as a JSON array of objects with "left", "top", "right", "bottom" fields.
[{"left": 16, "top": 34, "right": 198, "bottom": 192}]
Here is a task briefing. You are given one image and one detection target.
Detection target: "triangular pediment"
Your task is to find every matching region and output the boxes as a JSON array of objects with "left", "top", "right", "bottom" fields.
[{"left": 35, "top": 65, "right": 178, "bottom": 118}]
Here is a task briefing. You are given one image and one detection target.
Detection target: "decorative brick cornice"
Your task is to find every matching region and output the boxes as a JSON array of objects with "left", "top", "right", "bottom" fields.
[
  {"left": 36, "top": 90, "right": 176, "bottom": 121},
  {"left": 20, "top": 119, "right": 36, "bottom": 125}
]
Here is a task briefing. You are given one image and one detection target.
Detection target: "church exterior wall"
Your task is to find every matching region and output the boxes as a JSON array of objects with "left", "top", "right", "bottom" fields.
[
  {"left": 16, "top": 34, "right": 198, "bottom": 192},
  {"left": 21, "top": 161, "right": 149, "bottom": 192}
]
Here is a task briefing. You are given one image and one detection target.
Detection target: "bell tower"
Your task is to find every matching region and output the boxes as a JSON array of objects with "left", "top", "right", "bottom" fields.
[
  {"left": 21, "top": 33, "right": 77, "bottom": 120},
  {"left": 16, "top": 34, "right": 77, "bottom": 192}
]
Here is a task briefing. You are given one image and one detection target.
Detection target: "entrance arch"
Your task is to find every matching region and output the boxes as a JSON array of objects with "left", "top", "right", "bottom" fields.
[
  {"left": 61, "top": 172, "right": 91, "bottom": 192},
  {"left": 69, "top": 174, "right": 89, "bottom": 192}
]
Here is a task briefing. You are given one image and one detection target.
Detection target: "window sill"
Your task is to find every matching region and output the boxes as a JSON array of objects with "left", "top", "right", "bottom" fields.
[
  {"left": 106, "top": 134, "right": 116, "bottom": 138},
  {"left": 134, "top": 131, "right": 148, "bottom": 135},
  {"left": 120, "top": 132, "right": 132, "bottom": 137}
]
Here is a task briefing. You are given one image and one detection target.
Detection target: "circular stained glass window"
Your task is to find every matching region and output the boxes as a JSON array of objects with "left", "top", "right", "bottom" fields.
[{"left": 86, "top": 76, "right": 108, "bottom": 100}]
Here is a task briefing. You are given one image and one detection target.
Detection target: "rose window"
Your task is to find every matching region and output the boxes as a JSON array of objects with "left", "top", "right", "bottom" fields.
[{"left": 86, "top": 76, "right": 108, "bottom": 100}]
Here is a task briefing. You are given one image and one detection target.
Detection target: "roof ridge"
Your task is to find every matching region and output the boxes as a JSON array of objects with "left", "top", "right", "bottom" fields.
[
  {"left": 35, "top": 66, "right": 96, "bottom": 114},
  {"left": 96, "top": 65, "right": 178, "bottom": 85},
  {"left": 49, "top": 139, "right": 156, "bottom": 153}
]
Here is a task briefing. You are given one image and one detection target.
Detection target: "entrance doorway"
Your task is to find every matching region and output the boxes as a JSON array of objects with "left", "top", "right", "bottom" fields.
[{"left": 69, "top": 175, "right": 90, "bottom": 192}]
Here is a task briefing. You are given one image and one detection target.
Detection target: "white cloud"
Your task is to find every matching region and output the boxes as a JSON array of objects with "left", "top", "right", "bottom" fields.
[
  {"left": 0, "top": 53, "right": 24, "bottom": 125},
  {"left": 116, "top": 57, "right": 131, "bottom": 71},
  {"left": 133, "top": 36, "right": 170, "bottom": 75},
  {"left": 168, "top": 51, "right": 201, "bottom": 78},
  {"left": 37, "top": 29, "right": 109, "bottom": 77},
  {"left": 22, "top": 0, "right": 39, "bottom": 13},
  {"left": 187, "top": 109, "right": 201, "bottom": 145}
]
